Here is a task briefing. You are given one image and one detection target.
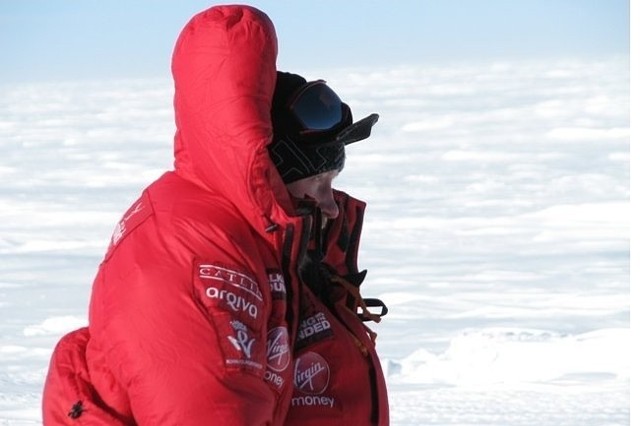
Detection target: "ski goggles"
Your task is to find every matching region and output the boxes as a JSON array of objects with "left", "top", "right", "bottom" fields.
[
  {"left": 286, "top": 80, "right": 379, "bottom": 145},
  {"left": 287, "top": 80, "right": 348, "bottom": 134}
]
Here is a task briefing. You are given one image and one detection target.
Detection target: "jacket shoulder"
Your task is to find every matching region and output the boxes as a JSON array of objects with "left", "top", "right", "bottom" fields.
[{"left": 148, "top": 172, "right": 263, "bottom": 259}]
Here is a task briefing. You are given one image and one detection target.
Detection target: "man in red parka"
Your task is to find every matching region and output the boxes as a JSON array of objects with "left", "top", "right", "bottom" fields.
[{"left": 42, "top": 4, "right": 389, "bottom": 425}]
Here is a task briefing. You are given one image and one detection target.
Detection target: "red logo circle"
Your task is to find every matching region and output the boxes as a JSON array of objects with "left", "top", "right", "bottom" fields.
[
  {"left": 266, "top": 326, "right": 290, "bottom": 372},
  {"left": 293, "top": 351, "right": 330, "bottom": 395}
]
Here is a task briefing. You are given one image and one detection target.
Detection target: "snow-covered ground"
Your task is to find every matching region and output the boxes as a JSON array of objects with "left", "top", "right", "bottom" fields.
[{"left": 0, "top": 57, "right": 630, "bottom": 425}]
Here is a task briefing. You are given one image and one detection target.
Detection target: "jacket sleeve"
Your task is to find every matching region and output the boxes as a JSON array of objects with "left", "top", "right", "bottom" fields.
[{"left": 88, "top": 203, "right": 275, "bottom": 425}]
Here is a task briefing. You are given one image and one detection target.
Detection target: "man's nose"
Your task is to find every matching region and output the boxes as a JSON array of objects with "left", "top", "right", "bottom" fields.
[{"left": 318, "top": 195, "right": 339, "bottom": 220}]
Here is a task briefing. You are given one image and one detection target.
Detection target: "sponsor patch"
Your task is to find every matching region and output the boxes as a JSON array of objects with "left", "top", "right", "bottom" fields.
[
  {"left": 265, "top": 326, "right": 291, "bottom": 391},
  {"left": 199, "top": 264, "right": 263, "bottom": 301},
  {"left": 194, "top": 262, "right": 266, "bottom": 377},
  {"left": 296, "top": 312, "right": 334, "bottom": 349},
  {"left": 105, "top": 192, "right": 152, "bottom": 259},
  {"left": 195, "top": 262, "right": 264, "bottom": 327},
  {"left": 267, "top": 269, "right": 287, "bottom": 301},
  {"left": 264, "top": 326, "right": 291, "bottom": 391},
  {"left": 293, "top": 351, "right": 330, "bottom": 395},
  {"left": 290, "top": 395, "right": 337, "bottom": 409},
  {"left": 204, "top": 286, "right": 260, "bottom": 319},
  {"left": 219, "top": 320, "right": 264, "bottom": 374},
  {"left": 227, "top": 320, "right": 256, "bottom": 360},
  {"left": 267, "top": 326, "right": 291, "bottom": 372}
]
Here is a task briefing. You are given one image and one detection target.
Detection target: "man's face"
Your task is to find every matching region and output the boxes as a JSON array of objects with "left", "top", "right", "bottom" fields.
[{"left": 286, "top": 170, "right": 340, "bottom": 226}]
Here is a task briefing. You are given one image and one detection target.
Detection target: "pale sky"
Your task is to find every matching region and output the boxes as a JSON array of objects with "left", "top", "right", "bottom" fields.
[{"left": 0, "top": 0, "right": 631, "bottom": 83}]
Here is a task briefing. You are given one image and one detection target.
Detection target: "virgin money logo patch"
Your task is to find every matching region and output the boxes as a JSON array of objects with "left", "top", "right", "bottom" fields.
[
  {"left": 266, "top": 326, "right": 290, "bottom": 372},
  {"left": 294, "top": 351, "right": 330, "bottom": 395},
  {"left": 264, "top": 326, "right": 290, "bottom": 392}
]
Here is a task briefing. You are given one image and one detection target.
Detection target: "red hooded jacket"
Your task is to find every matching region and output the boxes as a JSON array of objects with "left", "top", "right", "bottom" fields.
[{"left": 42, "top": 5, "right": 388, "bottom": 425}]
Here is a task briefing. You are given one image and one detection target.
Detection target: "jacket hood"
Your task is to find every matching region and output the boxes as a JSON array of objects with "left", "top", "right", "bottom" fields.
[{"left": 171, "top": 5, "right": 292, "bottom": 232}]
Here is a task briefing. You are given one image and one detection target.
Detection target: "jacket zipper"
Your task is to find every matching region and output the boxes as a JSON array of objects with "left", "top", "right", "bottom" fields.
[{"left": 280, "top": 216, "right": 311, "bottom": 338}]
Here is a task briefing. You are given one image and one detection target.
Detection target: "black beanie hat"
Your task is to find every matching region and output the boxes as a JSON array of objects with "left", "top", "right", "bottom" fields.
[{"left": 268, "top": 72, "right": 379, "bottom": 184}]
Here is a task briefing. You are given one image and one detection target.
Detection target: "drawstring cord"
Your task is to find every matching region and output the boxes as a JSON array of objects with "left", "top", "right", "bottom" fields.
[
  {"left": 329, "top": 274, "right": 382, "bottom": 324},
  {"left": 330, "top": 274, "right": 380, "bottom": 352}
]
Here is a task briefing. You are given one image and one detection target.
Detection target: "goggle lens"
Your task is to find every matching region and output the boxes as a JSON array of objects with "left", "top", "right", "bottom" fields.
[{"left": 288, "top": 81, "right": 344, "bottom": 131}]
